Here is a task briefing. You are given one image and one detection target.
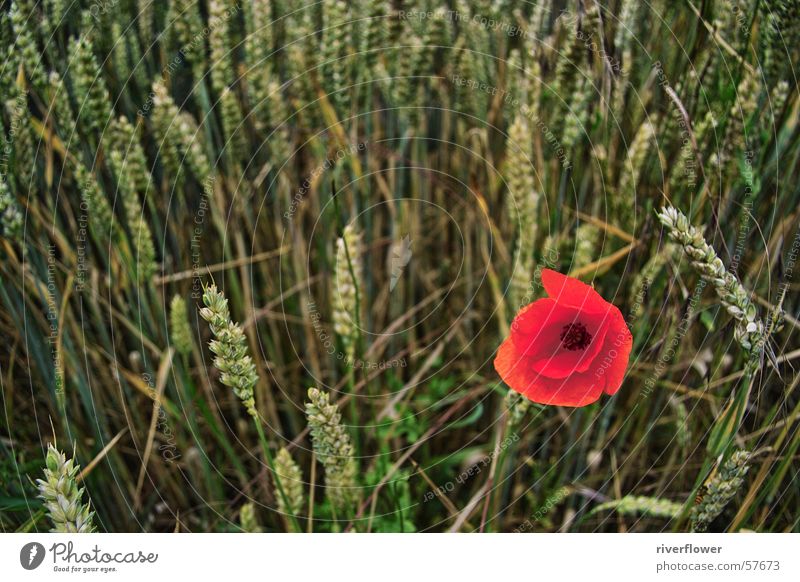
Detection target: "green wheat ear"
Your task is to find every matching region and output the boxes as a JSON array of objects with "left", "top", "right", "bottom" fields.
[
  {"left": 275, "top": 447, "right": 305, "bottom": 522},
  {"left": 759, "top": 0, "right": 799, "bottom": 86},
  {"left": 170, "top": 294, "right": 193, "bottom": 357},
  {"left": 657, "top": 206, "right": 764, "bottom": 358},
  {"left": 505, "top": 113, "right": 539, "bottom": 311},
  {"left": 106, "top": 115, "right": 152, "bottom": 196},
  {"left": 166, "top": 0, "right": 205, "bottom": 78},
  {"left": 333, "top": 223, "right": 363, "bottom": 358},
  {"left": 36, "top": 444, "right": 95, "bottom": 533},
  {"left": 9, "top": 1, "right": 47, "bottom": 90},
  {"left": 239, "top": 502, "right": 263, "bottom": 533},
  {"left": 67, "top": 33, "right": 112, "bottom": 139},
  {"left": 5, "top": 80, "right": 33, "bottom": 179},
  {"left": 590, "top": 495, "right": 684, "bottom": 520},
  {"left": 208, "top": 0, "right": 237, "bottom": 96},
  {"left": 562, "top": 77, "right": 594, "bottom": 152},
  {"left": 505, "top": 113, "right": 538, "bottom": 240},
  {"left": 572, "top": 222, "right": 600, "bottom": 271},
  {"left": 691, "top": 450, "right": 752, "bottom": 532},
  {"left": 151, "top": 83, "right": 214, "bottom": 187},
  {"left": 553, "top": 5, "right": 595, "bottom": 127},
  {"left": 305, "top": 387, "right": 358, "bottom": 517},
  {"left": 0, "top": 179, "right": 23, "bottom": 243},
  {"left": 618, "top": 119, "right": 656, "bottom": 219},
  {"left": 46, "top": 71, "right": 76, "bottom": 140},
  {"left": 710, "top": 72, "right": 760, "bottom": 187},
  {"left": 75, "top": 162, "right": 114, "bottom": 242},
  {"left": 199, "top": 284, "right": 258, "bottom": 418},
  {"left": 613, "top": 0, "right": 640, "bottom": 118}
]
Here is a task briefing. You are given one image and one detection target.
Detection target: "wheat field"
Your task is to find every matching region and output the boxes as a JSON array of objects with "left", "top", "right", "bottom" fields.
[{"left": 0, "top": 0, "right": 799, "bottom": 534}]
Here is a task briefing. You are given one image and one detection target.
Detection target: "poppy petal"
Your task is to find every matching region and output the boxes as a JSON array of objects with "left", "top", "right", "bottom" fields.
[
  {"left": 495, "top": 337, "right": 608, "bottom": 407},
  {"left": 494, "top": 336, "right": 539, "bottom": 396},
  {"left": 525, "top": 369, "right": 607, "bottom": 407},
  {"left": 541, "top": 268, "right": 609, "bottom": 314},
  {"left": 598, "top": 310, "right": 633, "bottom": 395},
  {"left": 511, "top": 298, "right": 563, "bottom": 336}
]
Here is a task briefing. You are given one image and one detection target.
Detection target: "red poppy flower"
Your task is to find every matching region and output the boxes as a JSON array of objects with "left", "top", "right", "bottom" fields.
[{"left": 494, "top": 269, "right": 633, "bottom": 407}]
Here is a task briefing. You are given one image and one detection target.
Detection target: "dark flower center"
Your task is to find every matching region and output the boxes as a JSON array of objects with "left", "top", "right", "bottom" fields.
[{"left": 560, "top": 323, "right": 592, "bottom": 351}]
